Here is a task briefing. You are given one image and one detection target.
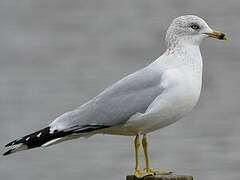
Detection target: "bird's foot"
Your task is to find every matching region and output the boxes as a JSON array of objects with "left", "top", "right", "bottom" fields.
[
  {"left": 134, "top": 168, "right": 172, "bottom": 178},
  {"left": 134, "top": 169, "right": 145, "bottom": 178},
  {"left": 142, "top": 168, "right": 154, "bottom": 176},
  {"left": 144, "top": 168, "right": 173, "bottom": 176}
]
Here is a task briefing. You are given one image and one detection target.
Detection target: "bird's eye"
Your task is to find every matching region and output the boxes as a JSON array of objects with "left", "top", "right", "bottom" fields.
[{"left": 190, "top": 24, "right": 200, "bottom": 30}]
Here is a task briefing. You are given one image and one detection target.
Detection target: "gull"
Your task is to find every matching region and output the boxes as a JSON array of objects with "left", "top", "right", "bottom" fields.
[{"left": 3, "top": 15, "right": 226, "bottom": 177}]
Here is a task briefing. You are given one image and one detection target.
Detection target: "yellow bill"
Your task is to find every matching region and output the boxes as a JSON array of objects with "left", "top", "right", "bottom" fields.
[{"left": 205, "top": 31, "right": 227, "bottom": 40}]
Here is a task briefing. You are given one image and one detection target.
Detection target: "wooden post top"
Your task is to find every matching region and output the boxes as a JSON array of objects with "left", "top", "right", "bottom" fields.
[{"left": 126, "top": 175, "right": 193, "bottom": 180}]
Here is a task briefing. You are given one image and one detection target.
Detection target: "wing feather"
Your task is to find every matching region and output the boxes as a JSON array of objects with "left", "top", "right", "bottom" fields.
[{"left": 50, "top": 66, "right": 164, "bottom": 132}]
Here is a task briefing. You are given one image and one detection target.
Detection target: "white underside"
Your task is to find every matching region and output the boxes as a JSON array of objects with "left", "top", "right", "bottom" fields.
[{"left": 99, "top": 115, "right": 181, "bottom": 136}]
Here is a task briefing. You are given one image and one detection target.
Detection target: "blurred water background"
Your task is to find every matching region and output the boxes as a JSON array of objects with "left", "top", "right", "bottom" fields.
[{"left": 0, "top": 0, "right": 239, "bottom": 180}]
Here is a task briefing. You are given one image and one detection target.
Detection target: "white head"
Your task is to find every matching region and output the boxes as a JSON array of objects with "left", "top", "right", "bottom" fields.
[{"left": 165, "top": 15, "right": 226, "bottom": 48}]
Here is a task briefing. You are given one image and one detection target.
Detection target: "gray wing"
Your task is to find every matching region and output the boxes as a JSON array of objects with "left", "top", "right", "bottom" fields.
[
  {"left": 50, "top": 66, "right": 164, "bottom": 132},
  {"left": 3, "top": 65, "right": 165, "bottom": 155}
]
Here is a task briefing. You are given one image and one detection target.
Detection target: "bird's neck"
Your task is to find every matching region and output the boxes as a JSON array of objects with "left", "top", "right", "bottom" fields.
[
  {"left": 164, "top": 41, "right": 203, "bottom": 94},
  {"left": 166, "top": 41, "right": 203, "bottom": 72}
]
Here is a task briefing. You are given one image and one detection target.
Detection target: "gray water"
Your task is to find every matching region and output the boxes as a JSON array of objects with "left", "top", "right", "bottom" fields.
[{"left": 0, "top": 0, "right": 239, "bottom": 180}]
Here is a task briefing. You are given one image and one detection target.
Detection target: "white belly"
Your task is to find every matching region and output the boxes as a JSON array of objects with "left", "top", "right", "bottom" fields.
[{"left": 102, "top": 95, "right": 198, "bottom": 136}]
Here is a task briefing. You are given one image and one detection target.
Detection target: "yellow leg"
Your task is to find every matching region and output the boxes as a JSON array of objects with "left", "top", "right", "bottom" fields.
[
  {"left": 142, "top": 134, "right": 173, "bottom": 176},
  {"left": 142, "top": 134, "right": 154, "bottom": 175},
  {"left": 134, "top": 134, "right": 144, "bottom": 178}
]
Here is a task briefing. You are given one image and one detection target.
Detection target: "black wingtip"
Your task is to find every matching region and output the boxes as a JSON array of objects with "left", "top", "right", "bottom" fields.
[
  {"left": 5, "top": 141, "right": 15, "bottom": 147},
  {"left": 3, "top": 149, "right": 13, "bottom": 156}
]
